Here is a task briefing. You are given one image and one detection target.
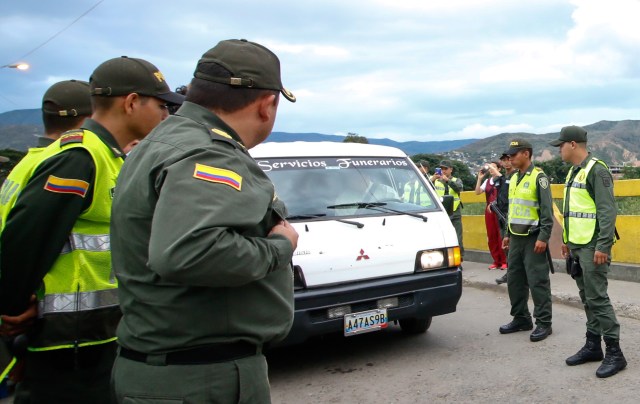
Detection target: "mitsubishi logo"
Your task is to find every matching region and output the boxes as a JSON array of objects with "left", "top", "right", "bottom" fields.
[{"left": 356, "top": 249, "right": 370, "bottom": 261}]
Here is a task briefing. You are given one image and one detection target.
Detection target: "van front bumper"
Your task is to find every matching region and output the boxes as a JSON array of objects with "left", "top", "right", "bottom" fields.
[{"left": 276, "top": 267, "right": 462, "bottom": 346}]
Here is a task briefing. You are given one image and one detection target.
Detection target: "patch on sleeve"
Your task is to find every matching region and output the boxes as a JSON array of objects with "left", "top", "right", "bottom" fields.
[
  {"left": 193, "top": 163, "right": 242, "bottom": 191},
  {"left": 43, "top": 175, "right": 89, "bottom": 197},
  {"left": 59, "top": 130, "right": 84, "bottom": 147},
  {"left": 538, "top": 176, "right": 549, "bottom": 189},
  {"left": 600, "top": 171, "right": 612, "bottom": 187}
]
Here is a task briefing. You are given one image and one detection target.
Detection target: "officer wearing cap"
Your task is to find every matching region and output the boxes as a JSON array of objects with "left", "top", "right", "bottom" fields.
[
  {"left": 110, "top": 39, "right": 298, "bottom": 403},
  {"left": 430, "top": 160, "right": 465, "bottom": 259},
  {"left": 550, "top": 126, "right": 626, "bottom": 378},
  {"left": 0, "top": 57, "right": 182, "bottom": 403},
  {"left": 499, "top": 138, "right": 554, "bottom": 342}
]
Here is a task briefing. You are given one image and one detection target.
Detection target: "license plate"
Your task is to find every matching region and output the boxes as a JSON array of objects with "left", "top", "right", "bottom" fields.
[{"left": 344, "top": 309, "right": 388, "bottom": 336}]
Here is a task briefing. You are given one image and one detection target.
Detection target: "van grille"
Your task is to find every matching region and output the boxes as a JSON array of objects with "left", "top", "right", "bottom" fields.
[{"left": 308, "top": 293, "right": 414, "bottom": 323}]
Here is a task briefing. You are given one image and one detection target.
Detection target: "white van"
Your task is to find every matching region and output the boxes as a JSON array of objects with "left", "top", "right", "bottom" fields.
[{"left": 251, "top": 141, "right": 462, "bottom": 345}]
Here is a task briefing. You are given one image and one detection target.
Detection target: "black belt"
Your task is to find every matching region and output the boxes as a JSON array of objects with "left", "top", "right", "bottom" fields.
[{"left": 119, "top": 342, "right": 258, "bottom": 365}]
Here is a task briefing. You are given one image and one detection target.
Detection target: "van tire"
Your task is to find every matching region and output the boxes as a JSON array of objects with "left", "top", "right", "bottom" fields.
[{"left": 399, "top": 317, "right": 432, "bottom": 334}]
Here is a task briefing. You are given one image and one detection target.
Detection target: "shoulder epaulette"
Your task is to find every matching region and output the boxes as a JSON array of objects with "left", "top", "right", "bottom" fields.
[
  {"left": 209, "top": 128, "right": 246, "bottom": 151},
  {"left": 59, "top": 130, "right": 84, "bottom": 147}
]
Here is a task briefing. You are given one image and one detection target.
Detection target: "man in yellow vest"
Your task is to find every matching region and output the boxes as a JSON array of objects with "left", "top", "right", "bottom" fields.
[
  {"left": 0, "top": 57, "right": 183, "bottom": 403},
  {"left": 431, "top": 160, "right": 464, "bottom": 260},
  {"left": 550, "top": 126, "right": 626, "bottom": 378},
  {"left": 499, "top": 139, "right": 554, "bottom": 342}
]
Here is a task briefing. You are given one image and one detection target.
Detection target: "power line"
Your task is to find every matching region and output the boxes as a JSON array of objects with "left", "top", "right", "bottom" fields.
[{"left": 7, "top": 0, "right": 105, "bottom": 64}]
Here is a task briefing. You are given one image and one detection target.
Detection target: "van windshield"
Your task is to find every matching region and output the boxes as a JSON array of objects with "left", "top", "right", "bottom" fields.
[{"left": 256, "top": 156, "right": 439, "bottom": 219}]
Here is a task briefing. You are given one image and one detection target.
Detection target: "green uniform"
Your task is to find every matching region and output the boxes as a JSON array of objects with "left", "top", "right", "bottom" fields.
[
  {"left": 506, "top": 163, "right": 553, "bottom": 327},
  {"left": 111, "top": 101, "right": 294, "bottom": 404},
  {"left": 434, "top": 176, "right": 464, "bottom": 258},
  {"left": 563, "top": 154, "right": 619, "bottom": 340},
  {"left": 0, "top": 119, "right": 123, "bottom": 404}
]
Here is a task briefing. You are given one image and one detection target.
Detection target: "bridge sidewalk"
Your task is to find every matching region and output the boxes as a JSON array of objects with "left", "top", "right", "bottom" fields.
[{"left": 463, "top": 259, "right": 640, "bottom": 321}]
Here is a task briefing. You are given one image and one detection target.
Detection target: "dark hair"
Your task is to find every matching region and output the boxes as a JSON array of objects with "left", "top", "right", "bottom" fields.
[
  {"left": 523, "top": 148, "right": 533, "bottom": 160},
  {"left": 167, "top": 85, "right": 188, "bottom": 115},
  {"left": 90, "top": 95, "right": 118, "bottom": 112},
  {"left": 42, "top": 107, "right": 88, "bottom": 136},
  {"left": 186, "top": 62, "right": 277, "bottom": 112}
]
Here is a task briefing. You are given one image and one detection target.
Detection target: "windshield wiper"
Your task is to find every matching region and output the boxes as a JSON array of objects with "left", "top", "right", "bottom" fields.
[
  {"left": 327, "top": 202, "right": 427, "bottom": 222},
  {"left": 286, "top": 213, "right": 364, "bottom": 228}
]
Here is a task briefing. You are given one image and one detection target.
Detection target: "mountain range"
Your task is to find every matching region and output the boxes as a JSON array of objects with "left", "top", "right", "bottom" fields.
[{"left": 1, "top": 108, "right": 638, "bottom": 164}]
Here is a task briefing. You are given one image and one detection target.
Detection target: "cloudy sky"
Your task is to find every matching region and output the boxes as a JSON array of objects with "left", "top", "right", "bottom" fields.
[{"left": 1, "top": 0, "right": 639, "bottom": 141}]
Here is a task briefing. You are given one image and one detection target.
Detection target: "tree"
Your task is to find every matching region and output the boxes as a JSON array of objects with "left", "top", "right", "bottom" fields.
[
  {"left": 0, "top": 149, "right": 27, "bottom": 183},
  {"left": 621, "top": 166, "right": 640, "bottom": 179},
  {"left": 535, "top": 157, "right": 569, "bottom": 184},
  {"left": 343, "top": 132, "right": 368, "bottom": 144}
]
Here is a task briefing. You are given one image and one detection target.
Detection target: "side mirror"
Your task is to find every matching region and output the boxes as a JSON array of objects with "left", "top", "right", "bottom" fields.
[{"left": 441, "top": 195, "right": 454, "bottom": 216}]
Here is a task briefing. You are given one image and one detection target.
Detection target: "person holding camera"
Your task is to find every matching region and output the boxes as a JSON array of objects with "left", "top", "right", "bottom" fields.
[
  {"left": 475, "top": 161, "right": 507, "bottom": 270},
  {"left": 431, "top": 160, "right": 464, "bottom": 260},
  {"left": 550, "top": 126, "right": 626, "bottom": 378}
]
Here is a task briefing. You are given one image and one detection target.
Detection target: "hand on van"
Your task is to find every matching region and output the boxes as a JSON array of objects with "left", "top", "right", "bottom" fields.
[{"left": 269, "top": 220, "right": 299, "bottom": 251}]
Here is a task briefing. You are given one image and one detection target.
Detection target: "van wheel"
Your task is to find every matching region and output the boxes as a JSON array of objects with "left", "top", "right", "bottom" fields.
[{"left": 399, "top": 317, "right": 432, "bottom": 334}]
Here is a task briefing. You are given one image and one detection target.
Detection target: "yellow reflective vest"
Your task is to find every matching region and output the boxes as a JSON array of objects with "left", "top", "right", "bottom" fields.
[
  {"left": 508, "top": 167, "right": 541, "bottom": 236},
  {"left": 403, "top": 180, "right": 431, "bottom": 206},
  {"left": 0, "top": 130, "right": 122, "bottom": 351},
  {"left": 562, "top": 158, "right": 608, "bottom": 245},
  {"left": 434, "top": 177, "right": 461, "bottom": 211}
]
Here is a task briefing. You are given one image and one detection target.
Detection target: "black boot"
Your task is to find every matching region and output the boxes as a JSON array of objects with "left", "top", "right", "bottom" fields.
[
  {"left": 566, "top": 331, "right": 603, "bottom": 366},
  {"left": 596, "top": 338, "right": 627, "bottom": 378}
]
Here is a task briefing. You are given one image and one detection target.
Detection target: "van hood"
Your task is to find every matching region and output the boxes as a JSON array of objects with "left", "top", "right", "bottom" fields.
[{"left": 290, "top": 213, "right": 456, "bottom": 287}]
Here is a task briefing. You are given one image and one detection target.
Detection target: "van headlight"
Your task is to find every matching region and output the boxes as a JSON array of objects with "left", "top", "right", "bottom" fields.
[{"left": 416, "top": 247, "right": 461, "bottom": 272}]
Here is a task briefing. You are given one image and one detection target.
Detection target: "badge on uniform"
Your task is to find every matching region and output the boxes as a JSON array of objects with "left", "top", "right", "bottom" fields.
[
  {"left": 193, "top": 163, "right": 242, "bottom": 191},
  {"left": 59, "top": 130, "right": 84, "bottom": 146},
  {"left": 538, "top": 177, "right": 549, "bottom": 189},
  {"left": 43, "top": 175, "right": 90, "bottom": 197}
]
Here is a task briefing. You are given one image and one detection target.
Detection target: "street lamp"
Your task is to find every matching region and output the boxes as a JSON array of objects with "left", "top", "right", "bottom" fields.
[{"left": 1, "top": 63, "right": 29, "bottom": 70}]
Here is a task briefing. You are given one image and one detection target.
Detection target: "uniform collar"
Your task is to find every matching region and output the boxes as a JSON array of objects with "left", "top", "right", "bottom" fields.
[
  {"left": 82, "top": 119, "right": 126, "bottom": 158},
  {"left": 37, "top": 136, "right": 55, "bottom": 148},
  {"left": 174, "top": 101, "right": 246, "bottom": 149},
  {"left": 520, "top": 162, "right": 535, "bottom": 176},
  {"left": 577, "top": 152, "right": 593, "bottom": 169}
]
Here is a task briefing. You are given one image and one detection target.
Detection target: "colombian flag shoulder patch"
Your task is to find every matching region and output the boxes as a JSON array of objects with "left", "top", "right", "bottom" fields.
[
  {"left": 43, "top": 175, "right": 90, "bottom": 197},
  {"left": 193, "top": 163, "right": 242, "bottom": 191}
]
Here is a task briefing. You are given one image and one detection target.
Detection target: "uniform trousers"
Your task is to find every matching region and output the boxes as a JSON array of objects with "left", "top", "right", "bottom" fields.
[
  {"left": 571, "top": 246, "right": 620, "bottom": 340},
  {"left": 506, "top": 234, "right": 552, "bottom": 326},
  {"left": 450, "top": 209, "right": 464, "bottom": 259},
  {"left": 14, "top": 341, "right": 116, "bottom": 404},
  {"left": 112, "top": 351, "right": 271, "bottom": 404}
]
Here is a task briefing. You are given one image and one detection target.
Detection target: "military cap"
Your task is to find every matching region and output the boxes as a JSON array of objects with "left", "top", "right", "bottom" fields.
[
  {"left": 90, "top": 56, "right": 185, "bottom": 105},
  {"left": 42, "top": 80, "right": 92, "bottom": 117},
  {"left": 504, "top": 138, "right": 533, "bottom": 155},
  {"left": 549, "top": 125, "right": 587, "bottom": 147},
  {"left": 418, "top": 160, "right": 429, "bottom": 168},
  {"left": 194, "top": 39, "right": 296, "bottom": 103},
  {"left": 438, "top": 160, "right": 453, "bottom": 168}
]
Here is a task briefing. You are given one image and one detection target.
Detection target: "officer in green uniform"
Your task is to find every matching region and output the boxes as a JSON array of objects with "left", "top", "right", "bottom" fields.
[
  {"left": 550, "top": 126, "right": 626, "bottom": 378},
  {"left": 110, "top": 39, "right": 299, "bottom": 404},
  {"left": 431, "top": 160, "right": 464, "bottom": 259},
  {"left": 0, "top": 57, "right": 182, "bottom": 404},
  {"left": 499, "top": 139, "right": 554, "bottom": 342}
]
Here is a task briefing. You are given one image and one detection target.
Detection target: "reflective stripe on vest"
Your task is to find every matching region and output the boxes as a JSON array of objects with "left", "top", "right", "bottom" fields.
[
  {"left": 508, "top": 167, "right": 541, "bottom": 236},
  {"left": 38, "top": 288, "right": 119, "bottom": 316},
  {"left": 60, "top": 233, "right": 110, "bottom": 254},
  {"left": 434, "top": 177, "right": 461, "bottom": 211},
  {"left": 562, "top": 158, "right": 606, "bottom": 244},
  {"left": 0, "top": 147, "right": 47, "bottom": 230}
]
